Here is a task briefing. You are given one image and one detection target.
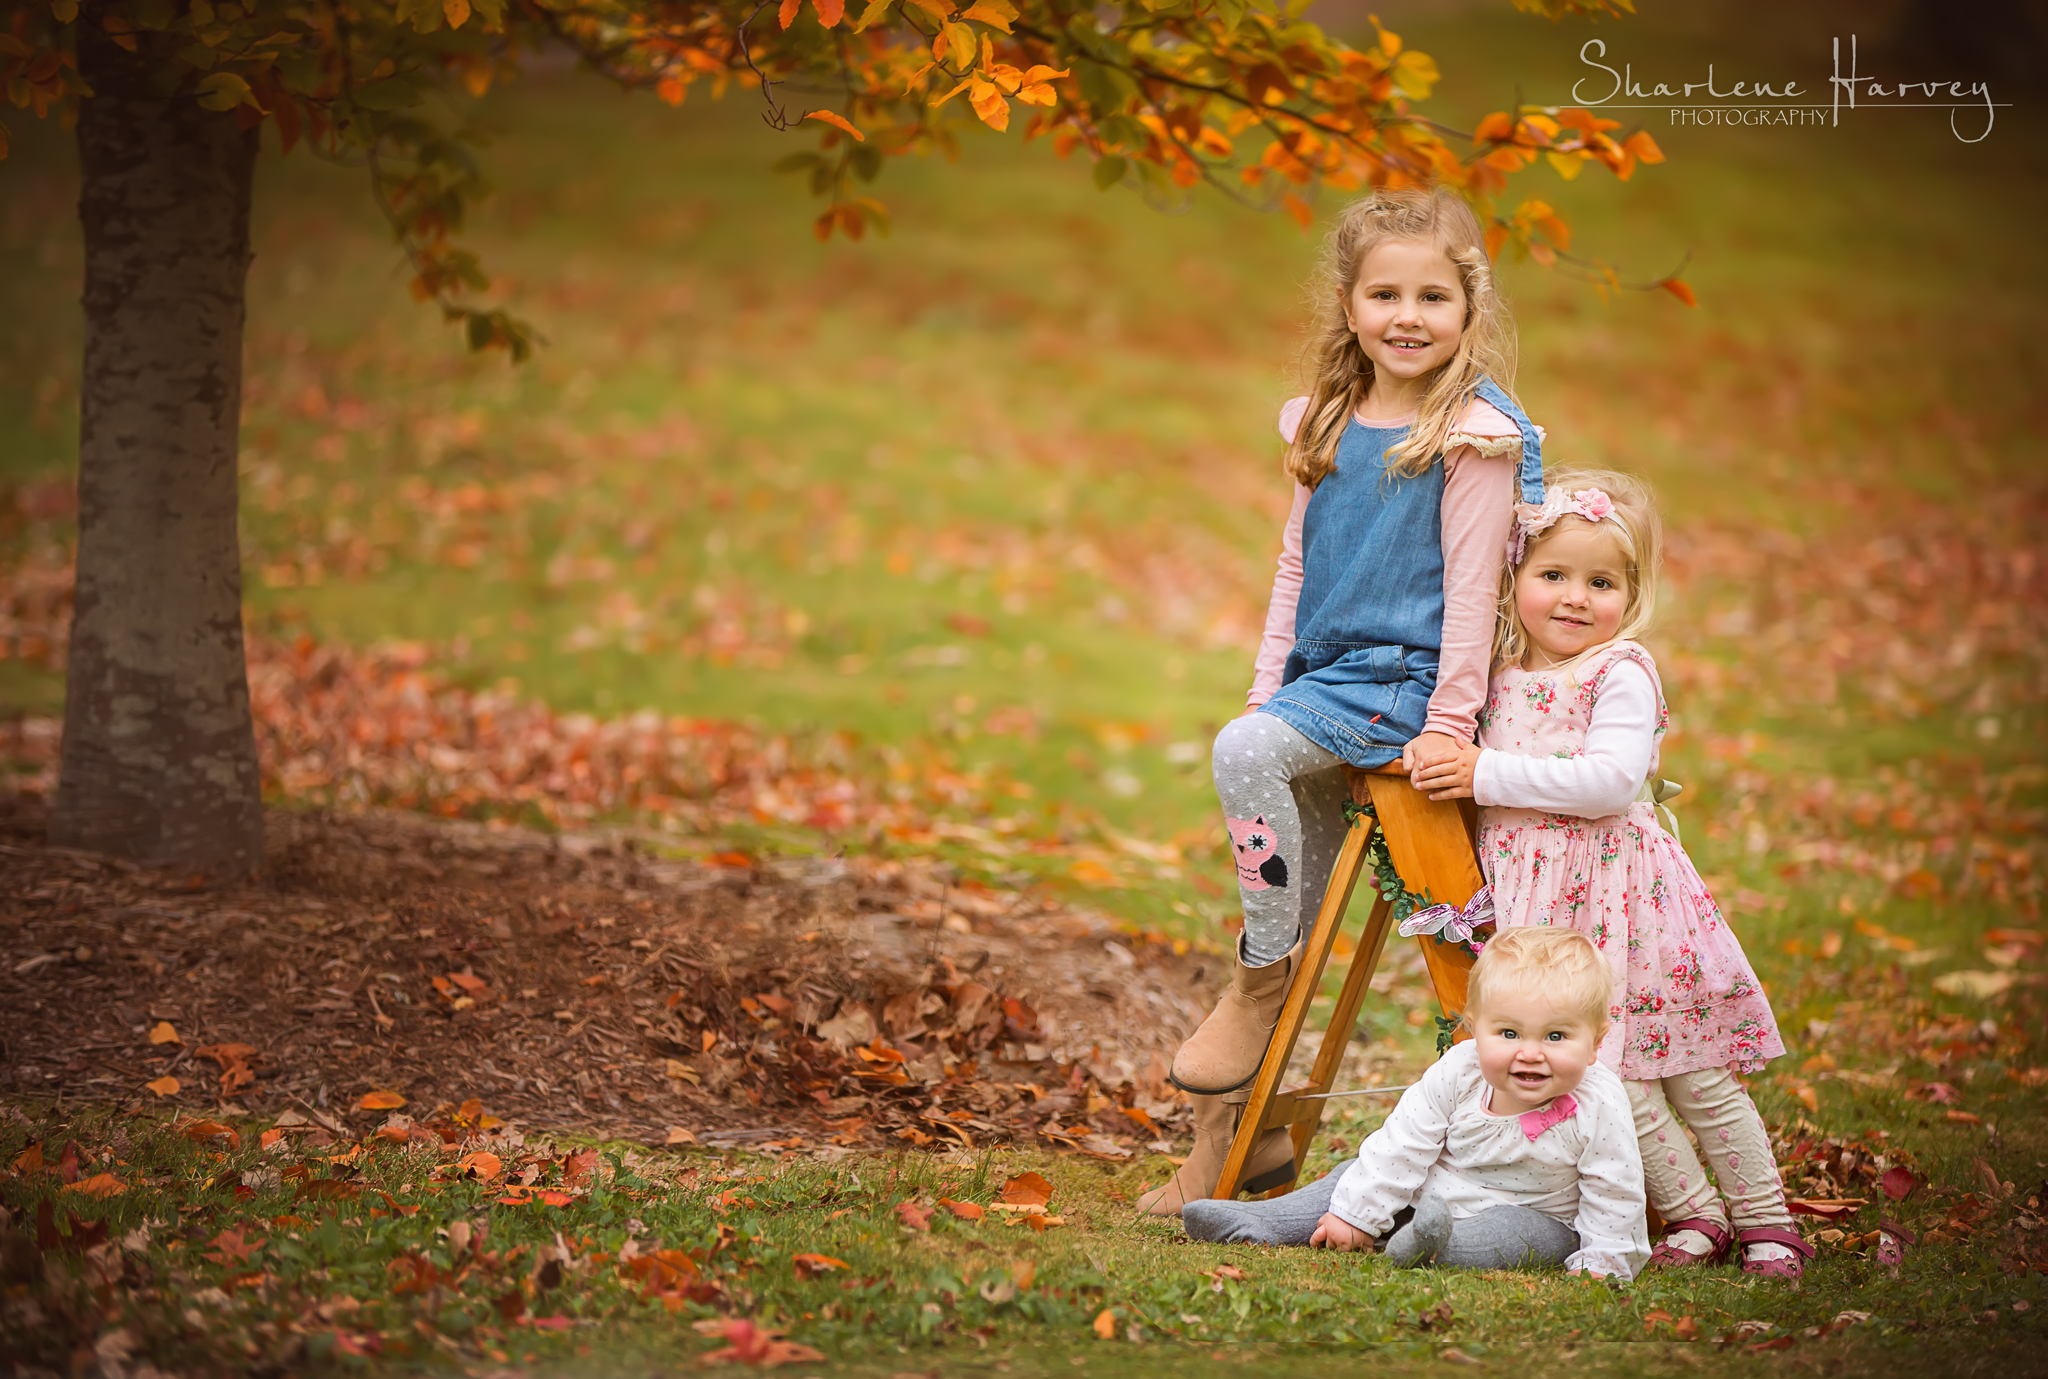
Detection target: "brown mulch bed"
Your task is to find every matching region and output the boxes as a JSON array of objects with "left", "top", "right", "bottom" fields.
[{"left": 0, "top": 794, "right": 1218, "bottom": 1154}]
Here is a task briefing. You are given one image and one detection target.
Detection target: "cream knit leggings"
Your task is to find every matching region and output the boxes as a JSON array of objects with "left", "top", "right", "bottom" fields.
[{"left": 1628, "top": 1068, "right": 1792, "bottom": 1233}]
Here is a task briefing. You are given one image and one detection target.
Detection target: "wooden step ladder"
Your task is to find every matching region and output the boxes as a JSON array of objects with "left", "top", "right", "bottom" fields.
[{"left": 1212, "top": 762, "right": 1485, "bottom": 1200}]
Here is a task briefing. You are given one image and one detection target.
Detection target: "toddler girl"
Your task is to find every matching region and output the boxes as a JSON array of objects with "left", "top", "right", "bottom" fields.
[
  {"left": 1143, "top": 186, "right": 1547, "bottom": 1214},
  {"left": 1409, "top": 469, "right": 1810, "bottom": 1280},
  {"left": 1182, "top": 927, "right": 1648, "bottom": 1279}
]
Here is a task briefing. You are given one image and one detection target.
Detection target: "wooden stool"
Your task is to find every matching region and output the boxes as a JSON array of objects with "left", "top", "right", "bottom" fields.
[{"left": 1212, "top": 761, "right": 1486, "bottom": 1200}]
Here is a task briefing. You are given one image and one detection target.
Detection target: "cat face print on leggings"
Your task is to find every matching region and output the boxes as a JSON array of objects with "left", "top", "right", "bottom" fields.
[{"left": 1226, "top": 815, "right": 1289, "bottom": 890}]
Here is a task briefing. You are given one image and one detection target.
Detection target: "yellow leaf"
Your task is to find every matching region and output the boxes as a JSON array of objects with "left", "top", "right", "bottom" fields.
[
  {"left": 959, "top": 0, "right": 1015, "bottom": 29},
  {"left": 148, "top": 1021, "right": 180, "bottom": 1046},
  {"left": 664, "top": 1058, "right": 702, "bottom": 1083},
  {"left": 193, "top": 72, "right": 255, "bottom": 113},
  {"left": 146, "top": 1076, "right": 181, "bottom": 1097},
  {"left": 1545, "top": 150, "right": 1584, "bottom": 180},
  {"left": 942, "top": 20, "right": 976, "bottom": 68},
  {"left": 359, "top": 1090, "right": 407, "bottom": 1110},
  {"left": 850, "top": 0, "right": 891, "bottom": 28},
  {"left": 1392, "top": 49, "right": 1438, "bottom": 100}
]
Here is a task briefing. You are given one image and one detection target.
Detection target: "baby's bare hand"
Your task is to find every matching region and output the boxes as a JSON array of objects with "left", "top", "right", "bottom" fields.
[{"left": 1308, "top": 1212, "right": 1372, "bottom": 1252}]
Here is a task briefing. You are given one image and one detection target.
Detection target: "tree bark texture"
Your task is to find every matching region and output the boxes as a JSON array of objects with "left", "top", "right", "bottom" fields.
[{"left": 52, "top": 16, "right": 264, "bottom": 871}]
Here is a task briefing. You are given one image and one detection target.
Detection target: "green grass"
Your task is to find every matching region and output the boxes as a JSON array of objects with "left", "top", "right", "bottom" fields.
[{"left": 3, "top": 1086, "right": 2043, "bottom": 1376}]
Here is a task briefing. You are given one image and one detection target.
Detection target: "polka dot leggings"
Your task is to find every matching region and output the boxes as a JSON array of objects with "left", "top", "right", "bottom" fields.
[
  {"left": 1210, "top": 713, "right": 1351, "bottom": 968},
  {"left": 1628, "top": 1068, "right": 1793, "bottom": 1237}
]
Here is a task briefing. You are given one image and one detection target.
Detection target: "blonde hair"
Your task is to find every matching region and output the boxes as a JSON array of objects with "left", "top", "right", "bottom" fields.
[
  {"left": 1285, "top": 186, "right": 1518, "bottom": 490},
  {"left": 1493, "top": 466, "right": 1664, "bottom": 672},
  {"left": 1464, "top": 927, "right": 1611, "bottom": 1034}
]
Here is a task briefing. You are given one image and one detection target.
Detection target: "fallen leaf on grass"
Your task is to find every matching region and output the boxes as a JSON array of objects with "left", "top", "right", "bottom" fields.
[
  {"left": 561, "top": 1148, "right": 601, "bottom": 1189},
  {"left": 1880, "top": 1166, "right": 1922, "bottom": 1201},
  {"left": 1786, "top": 1198, "right": 1866, "bottom": 1220},
  {"left": 454, "top": 1151, "right": 503, "bottom": 1182},
  {"left": 893, "top": 1201, "right": 932, "bottom": 1231},
  {"left": 180, "top": 1120, "right": 242, "bottom": 1151},
  {"left": 1910, "top": 1081, "right": 1961, "bottom": 1104},
  {"left": 1092, "top": 1309, "right": 1117, "bottom": 1340},
  {"left": 1932, "top": 970, "right": 2014, "bottom": 999},
  {"left": 358, "top": 1091, "right": 406, "bottom": 1110},
  {"left": 698, "top": 1318, "right": 824, "bottom": 1367},
  {"left": 1416, "top": 1300, "right": 1454, "bottom": 1331},
  {"left": 295, "top": 1179, "right": 362, "bottom": 1204},
  {"left": 145, "top": 1076, "right": 180, "bottom": 1097},
  {"left": 998, "top": 1171, "right": 1053, "bottom": 1207},
  {"left": 1947, "top": 1110, "right": 1984, "bottom": 1125},
  {"left": 792, "top": 1253, "right": 850, "bottom": 1279},
  {"left": 937, "top": 1198, "right": 985, "bottom": 1221},
  {"left": 667, "top": 1126, "right": 699, "bottom": 1146},
  {"left": 202, "top": 1228, "right": 262, "bottom": 1266},
  {"left": 496, "top": 1186, "right": 579, "bottom": 1207},
  {"left": 64, "top": 1173, "right": 125, "bottom": 1198}
]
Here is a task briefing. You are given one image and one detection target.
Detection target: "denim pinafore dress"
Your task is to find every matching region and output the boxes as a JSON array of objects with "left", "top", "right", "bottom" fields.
[{"left": 1257, "top": 377, "right": 1545, "bottom": 768}]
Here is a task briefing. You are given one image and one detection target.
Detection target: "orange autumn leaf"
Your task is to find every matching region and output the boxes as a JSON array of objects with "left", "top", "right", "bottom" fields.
[
  {"left": 804, "top": 109, "right": 865, "bottom": 141},
  {"left": 359, "top": 1090, "right": 407, "bottom": 1110},
  {"left": 145, "top": 1076, "right": 181, "bottom": 1097},
  {"left": 65, "top": 1172, "right": 126, "bottom": 1198},
  {"left": 147, "top": 1021, "right": 180, "bottom": 1045},
  {"left": 1660, "top": 278, "right": 1698, "bottom": 308},
  {"left": 1092, "top": 1308, "right": 1117, "bottom": 1339},
  {"left": 938, "top": 1198, "right": 985, "bottom": 1221},
  {"left": 792, "top": 1252, "right": 850, "bottom": 1278},
  {"left": 998, "top": 1171, "right": 1053, "bottom": 1207},
  {"left": 456, "top": 1151, "right": 504, "bottom": 1181}
]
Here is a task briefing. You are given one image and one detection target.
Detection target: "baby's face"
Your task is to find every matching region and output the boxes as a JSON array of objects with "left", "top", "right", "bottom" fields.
[{"left": 1470, "top": 985, "right": 1601, "bottom": 1114}]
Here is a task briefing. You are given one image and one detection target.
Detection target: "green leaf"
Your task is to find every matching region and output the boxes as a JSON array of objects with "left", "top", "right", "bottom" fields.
[
  {"left": 849, "top": 144, "right": 881, "bottom": 181},
  {"left": 351, "top": 77, "right": 424, "bottom": 110},
  {"left": 1091, "top": 154, "right": 1125, "bottom": 190}
]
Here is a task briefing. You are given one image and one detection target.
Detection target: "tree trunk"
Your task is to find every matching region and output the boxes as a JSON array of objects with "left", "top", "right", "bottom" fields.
[{"left": 51, "top": 15, "right": 264, "bottom": 873}]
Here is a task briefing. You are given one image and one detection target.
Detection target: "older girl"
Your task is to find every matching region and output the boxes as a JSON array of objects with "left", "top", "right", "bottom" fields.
[{"left": 1142, "top": 186, "right": 1547, "bottom": 1216}]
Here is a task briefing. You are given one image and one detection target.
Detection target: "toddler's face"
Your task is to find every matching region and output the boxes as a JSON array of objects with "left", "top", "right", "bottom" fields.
[
  {"left": 1514, "top": 521, "right": 1629, "bottom": 665},
  {"left": 1470, "top": 984, "right": 1601, "bottom": 1115},
  {"left": 1344, "top": 239, "right": 1467, "bottom": 389}
]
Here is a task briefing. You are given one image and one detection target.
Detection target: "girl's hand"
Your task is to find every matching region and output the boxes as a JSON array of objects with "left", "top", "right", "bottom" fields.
[
  {"left": 1400, "top": 731, "right": 1464, "bottom": 775},
  {"left": 1411, "top": 740, "right": 1482, "bottom": 801},
  {"left": 1309, "top": 1213, "right": 1373, "bottom": 1252}
]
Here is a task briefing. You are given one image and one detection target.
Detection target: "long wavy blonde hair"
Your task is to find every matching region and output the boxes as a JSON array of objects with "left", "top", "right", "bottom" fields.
[
  {"left": 1493, "top": 467, "right": 1664, "bottom": 673},
  {"left": 1285, "top": 187, "right": 1519, "bottom": 490}
]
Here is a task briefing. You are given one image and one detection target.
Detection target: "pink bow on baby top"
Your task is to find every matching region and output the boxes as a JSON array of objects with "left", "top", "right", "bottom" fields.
[
  {"left": 1520, "top": 1095, "right": 1579, "bottom": 1142},
  {"left": 1507, "top": 486, "right": 1616, "bottom": 564}
]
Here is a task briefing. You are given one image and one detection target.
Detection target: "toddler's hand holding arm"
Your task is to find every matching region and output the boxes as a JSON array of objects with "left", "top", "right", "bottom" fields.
[
  {"left": 1309, "top": 1213, "right": 1373, "bottom": 1252},
  {"left": 1411, "top": 739, "right": 1482, "bottom": 801}
]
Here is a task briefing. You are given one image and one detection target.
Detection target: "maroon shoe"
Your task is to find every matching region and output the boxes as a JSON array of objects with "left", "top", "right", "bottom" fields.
[
  {"left": 1738, "top": 1227, "right": 1817, "bottom": 1282},
  {"left": 1646, "top": 1217, "right": 1732, "bottom": 1270}
]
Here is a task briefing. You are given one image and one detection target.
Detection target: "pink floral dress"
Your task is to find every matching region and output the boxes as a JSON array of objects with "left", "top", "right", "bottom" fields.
[{"left": 1476, "top": 641, "right": 1785, "bottom": 1079}]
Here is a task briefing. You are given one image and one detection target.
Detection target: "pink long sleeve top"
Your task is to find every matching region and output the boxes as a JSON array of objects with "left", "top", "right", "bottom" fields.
[{"left": 1246, "top": 395, "right": 1542, "bottom": 745}]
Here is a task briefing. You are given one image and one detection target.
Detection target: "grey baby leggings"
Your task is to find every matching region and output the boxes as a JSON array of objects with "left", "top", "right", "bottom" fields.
[
  {"left": 1182, "top": 1160, "right": 1580, "bottom": 1270},
  {"left": 1212, "top": 713, "right": 1351, "bottom": 967}
]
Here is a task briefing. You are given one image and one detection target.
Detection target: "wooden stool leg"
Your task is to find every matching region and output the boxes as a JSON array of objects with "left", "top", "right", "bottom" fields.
[
  {"left": 1212, "top": 811, "right": 1375, "bottom": 1201},
  {"left": 1279, "top": 888, "right": 1397, "bottom": 1183}
]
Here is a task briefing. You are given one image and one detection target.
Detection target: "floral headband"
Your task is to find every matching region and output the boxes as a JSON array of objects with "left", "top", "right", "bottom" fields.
[{"left": 1506, "top": 486, "right": 1616, "bottom": 565}]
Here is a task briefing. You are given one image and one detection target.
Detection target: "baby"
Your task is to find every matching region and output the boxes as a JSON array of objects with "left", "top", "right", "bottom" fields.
[{"left": 1183, "top": 927, "right": 1649, "bottom": 1278}]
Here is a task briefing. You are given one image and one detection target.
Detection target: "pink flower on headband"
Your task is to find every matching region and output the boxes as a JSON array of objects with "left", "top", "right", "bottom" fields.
[{"left": 1507, "top": 485, "right": 1619, "bottom": 564}]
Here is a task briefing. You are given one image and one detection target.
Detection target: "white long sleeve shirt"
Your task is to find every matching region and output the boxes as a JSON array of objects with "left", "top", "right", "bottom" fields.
[
  {"left": 1471, "top": 659, "right": 1658, "bottom": 817},
  {"left": 1326, "top": 1040, "right": 1650, "bottom": 1278}
]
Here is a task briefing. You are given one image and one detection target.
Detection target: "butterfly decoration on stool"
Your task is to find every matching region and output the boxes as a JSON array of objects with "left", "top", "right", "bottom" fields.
[{"left": 1397, "top": 885, "right": 1498, "bottom": 959}]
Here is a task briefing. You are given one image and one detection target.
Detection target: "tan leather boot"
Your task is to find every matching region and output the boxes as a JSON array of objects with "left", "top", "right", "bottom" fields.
[
  {"left": 1137, "top": 1089, "right": 1296, "bottom": 1217},
  {"left": 1168, "top": 938, "right": 1300, "bottom": 1094}
]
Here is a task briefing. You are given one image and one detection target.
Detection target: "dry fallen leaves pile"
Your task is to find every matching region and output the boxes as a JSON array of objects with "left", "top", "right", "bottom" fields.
[{"left": 0, "top": 796, "right": 1206, "bottom": 1157}]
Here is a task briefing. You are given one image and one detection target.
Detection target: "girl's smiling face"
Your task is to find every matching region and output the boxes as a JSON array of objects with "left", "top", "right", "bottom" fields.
[
  {"left": 1344, "top": 239, "right": 1467, "bottom": 394},
  {"left": 1514, "top": 521, "right": 1631, "bottom": 666},
  {"left": 1470, "top": 984, "right": 1601, "bottom": 1115}
]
